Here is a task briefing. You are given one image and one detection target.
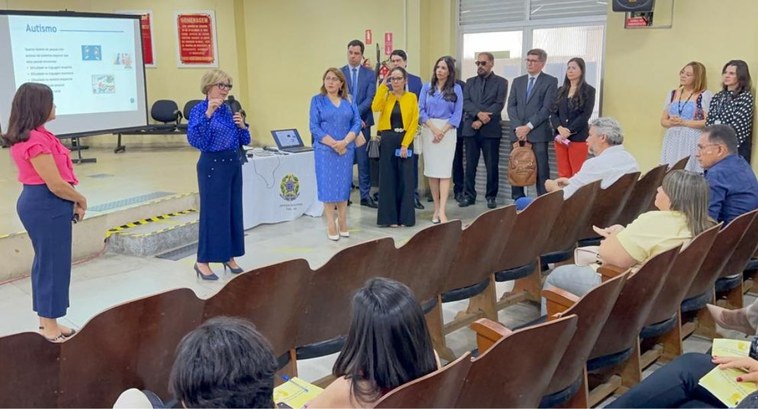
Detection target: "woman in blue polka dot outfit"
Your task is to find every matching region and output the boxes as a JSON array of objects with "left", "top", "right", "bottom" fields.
[{"left": 187, "top": 69, "right": 250, "bottom": 280}]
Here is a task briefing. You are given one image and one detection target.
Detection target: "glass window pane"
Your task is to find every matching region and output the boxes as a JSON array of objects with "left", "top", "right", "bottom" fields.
[
  {"left": 532, "top": 25, "right": 605, "bottom": 118},
  {"left": 461, "top": 31, "right": 524, "bottom": 118}
]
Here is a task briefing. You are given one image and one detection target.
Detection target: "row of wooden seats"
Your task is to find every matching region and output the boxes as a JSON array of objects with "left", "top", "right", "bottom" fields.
[
  {"left": 377, "top": 207, "right": 757, "bottom": 407},
  {"left": 0, "top": 158, "right": 719, "bottom": 407}
]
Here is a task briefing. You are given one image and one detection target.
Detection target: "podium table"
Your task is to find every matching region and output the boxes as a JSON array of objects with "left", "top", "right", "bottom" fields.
[{"left": 242, "top": 151, "right": 324, "bottom": 229}]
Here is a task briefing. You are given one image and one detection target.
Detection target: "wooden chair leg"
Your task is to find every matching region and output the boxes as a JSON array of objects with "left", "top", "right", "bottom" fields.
[
  {"left": 425, "top": 297, "right": 455, "bottom": 362},
  {"left": 465, "top": 277, "right": 498, "bottom": 321},
  {"left": 724, "top": 279, "right": 745, "bottom": 309},
  {"left": 660, "top": 310, "right": 684, "bottom": 363},
  {"left": 560, "top": 368, "right": 589, "bottom": 408},
  {"left": 619, "top": 338, "right": 643, "bottom": 388},
  {"left": 694, "top": 306, "right": 718, "bottom": 339},
  {"left": 275, "top": 349, "right": 298, "bottom": 385},
  {"left": 509, "top": 259, "right": 542, "bottom": 303}
]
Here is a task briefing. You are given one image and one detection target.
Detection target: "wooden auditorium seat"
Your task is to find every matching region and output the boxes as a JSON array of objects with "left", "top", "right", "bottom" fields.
[
  {"left": 389, "top": 221, "right": 462, "bottom": 361},
  {"left": 712, "top": 211, "right": 758, "bottom": 311},
  {"left": 584, "top": 245, "right": 681, "bottom": 406},
  {"left": 427, "top": 206, "right": 517, "bottom": 359},
  {"left": 461, "top": 314, "right": 578, "bottom": 407},
  {"left": 617, "top": 164, "right": 667, "bottom": 226},
  {"left": 681, "top": 210, "right": 757, "bottom": 338},
  {"left": 577, "top": 171, "right": 640, "bottom": 245},
  {"left": 537, "top": 181, "right": 600, "bottom": 273},
  {"left": 202, "top": 258, "right": 313, "bottom": 378},
  {"left": 0, "top": 288, "right": 203, "bottom": 407},
  {"left": 623, "top": 224, "right": 720, "bottom": 386},
  {"left": 295, "top": 238, "right": 396, "bottom": 370},
  {"left": 669, "top": 155, "right": 691, "bottom": 171},
  {"left": 494, "top": 190, "right": 562, "bottom": 309},
  {"left": 374, "top": 352, "right": 473, "bottom": 408},
  {"left": 540, "top": 273, "right": 627, "bottom": 408}
]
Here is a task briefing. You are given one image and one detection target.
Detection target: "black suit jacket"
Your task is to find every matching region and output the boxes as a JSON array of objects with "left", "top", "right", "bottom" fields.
[
  {"left": 462, "top": 73, "right": 508, "bottom": 138},
  {"left": 507, "top": 72, "right": 558, "bottom": 143},
  {"left": 549, "top": 84, "right": 596, "bottom": 142}
]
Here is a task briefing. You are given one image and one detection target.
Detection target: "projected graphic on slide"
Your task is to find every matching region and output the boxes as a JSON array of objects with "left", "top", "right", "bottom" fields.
[{"left": 8, "top": 16, "right": 138, "bottom": 116}]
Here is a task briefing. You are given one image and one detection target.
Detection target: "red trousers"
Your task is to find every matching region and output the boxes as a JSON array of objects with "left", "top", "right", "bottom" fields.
[{"left": 554, "top": 140, "right": 588, "bottom": 178}]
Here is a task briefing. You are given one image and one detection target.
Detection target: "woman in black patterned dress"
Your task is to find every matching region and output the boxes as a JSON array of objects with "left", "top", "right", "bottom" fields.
[{"left": 706, "top": 60, "right": 754, "bottom": 163}]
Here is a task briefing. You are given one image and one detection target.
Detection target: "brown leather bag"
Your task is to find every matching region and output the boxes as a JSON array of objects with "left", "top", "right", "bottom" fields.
[{"left": 508, "top": 141, "right": 537, "bottom": 187}]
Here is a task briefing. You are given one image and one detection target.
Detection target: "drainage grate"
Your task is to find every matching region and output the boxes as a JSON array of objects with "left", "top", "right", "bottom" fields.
[
  {"left": 156, "top": 243, "right": 198, "bottom": 261},
  {"left": 89, "top": 192, "right": 175, "bottom": 212}
]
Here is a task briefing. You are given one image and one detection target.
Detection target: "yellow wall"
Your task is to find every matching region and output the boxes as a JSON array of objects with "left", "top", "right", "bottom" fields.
[
  {"left": 0, "top": 0, "right": 458, "bottom": 146},
  {"left": 603, "top": 0, "right": 758, "bottom": 172}
]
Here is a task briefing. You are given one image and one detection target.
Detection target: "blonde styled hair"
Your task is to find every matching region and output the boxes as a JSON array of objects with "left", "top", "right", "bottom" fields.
[
  {"left": 319, "top": 68, "right": 350, "bottom": 100},
  {"left": 200, "top": 69, "right": 232, "bottom": 95},
  {"left": 661, "top": 170, "right": 714, "bottom": 236},
  {"left": 680, "top": 61, "right": 707, "bottom": 93}
]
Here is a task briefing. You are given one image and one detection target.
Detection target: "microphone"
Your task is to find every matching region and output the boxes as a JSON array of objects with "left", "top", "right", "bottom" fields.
[{"left": 226, "top": 95, "right": 246, "bottom": 117}]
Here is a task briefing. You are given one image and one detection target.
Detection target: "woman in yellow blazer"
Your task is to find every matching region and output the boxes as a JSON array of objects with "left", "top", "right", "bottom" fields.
[{"left": 372, "top": 67, "right": 419, "bottom": 227}]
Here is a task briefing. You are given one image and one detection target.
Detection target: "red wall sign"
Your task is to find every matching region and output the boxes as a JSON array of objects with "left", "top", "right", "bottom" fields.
[
  {"left": 139, "top": 13, "right": 154, "bottom": 66},
  {"left": 177, "top": 13, "right": 215, "bottom": 65},
  {"left": 365, "top": 29, "right": 373, "bottom": 45},
  {"left": 384, "top": 32, "right": 393, "bottom": 55}
]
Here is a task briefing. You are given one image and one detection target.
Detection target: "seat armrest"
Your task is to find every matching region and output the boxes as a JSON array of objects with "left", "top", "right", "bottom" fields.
[
  {"left": 470, "top": 318, "right": 513, "bottom": 354},
  {"left": 598, "top": 264, "right": 628, "bottom": 282},
  {"left": 542, "top": 287, "right": 580, "bottom": 319}
]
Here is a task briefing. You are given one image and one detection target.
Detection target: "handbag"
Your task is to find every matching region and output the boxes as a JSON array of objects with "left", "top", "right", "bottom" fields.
[
  {"left": 367, "top": 136, "right": 380, "bottom": 159},
  {"left": 574, "top": 246, "right": 601, "bottom": 266},
  {"left": 414, "top": 127, "right": 423, "bottom": 155},
  {"left": 508, "top": 141, "right": 537, "bottom": 186}
]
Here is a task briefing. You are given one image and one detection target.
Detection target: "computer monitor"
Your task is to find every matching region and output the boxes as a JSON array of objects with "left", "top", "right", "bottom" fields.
[{"left": 270, "top": 129, "right": 304, "bottom": 149}]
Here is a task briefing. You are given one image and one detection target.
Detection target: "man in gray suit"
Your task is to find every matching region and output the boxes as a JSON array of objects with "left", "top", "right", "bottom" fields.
[{"left": 507, "top": 48, "right": 558, "bottom": 200}]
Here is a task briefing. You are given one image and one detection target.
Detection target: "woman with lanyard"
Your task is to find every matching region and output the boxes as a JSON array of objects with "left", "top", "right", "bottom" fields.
[
  {"left": 660, "top": 61, "right": 711, "bottom": 172},
  {"left": 371, "top": 67, "right": 419, "bottom": 227},
  {"left": 706, "top": 59, "right": 754, "bottom": 163}
]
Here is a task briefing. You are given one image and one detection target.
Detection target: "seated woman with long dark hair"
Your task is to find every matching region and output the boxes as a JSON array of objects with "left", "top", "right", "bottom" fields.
[{"left": 308, "top": 277, "right": 439, "bottom": 408}]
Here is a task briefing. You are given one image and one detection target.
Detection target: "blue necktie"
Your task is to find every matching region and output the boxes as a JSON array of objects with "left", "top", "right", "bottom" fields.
[
  {"left": 526, "top": 76, "right": 535, "bottom": 100},
  {"left": 351, "top": 68, "right": 358, "bottom": 96}
]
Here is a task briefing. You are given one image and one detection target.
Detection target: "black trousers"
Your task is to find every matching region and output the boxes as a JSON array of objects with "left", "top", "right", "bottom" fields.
[
  {"left": 464, "top": 135, "right": 500, "bottom": 201},
  {"left": 453, "top": 135, "right": 464, "bottom": 195},
  {"left": 377, "top": 131, "right": 415, "bottom": 226},
  {"left": 511, "top": 141, "right": 549, "bottom": 199}
]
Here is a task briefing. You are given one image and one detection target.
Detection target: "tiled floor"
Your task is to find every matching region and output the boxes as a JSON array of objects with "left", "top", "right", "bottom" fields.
[{"left": 0, "top": 143, "right": 721, "bottom": 404}]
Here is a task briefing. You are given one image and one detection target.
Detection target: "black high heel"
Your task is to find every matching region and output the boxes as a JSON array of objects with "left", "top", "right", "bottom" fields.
[
  {"left": 194, "top": 263, "right": 219, "bottom": 280},
  {"left": 223, "top": 262, "right": 244, "bottom": 274}
]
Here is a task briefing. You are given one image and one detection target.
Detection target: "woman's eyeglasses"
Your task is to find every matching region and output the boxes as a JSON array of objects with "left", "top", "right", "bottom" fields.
[{"left": 215, "top": 83, "right": 233, "bottom": 90}]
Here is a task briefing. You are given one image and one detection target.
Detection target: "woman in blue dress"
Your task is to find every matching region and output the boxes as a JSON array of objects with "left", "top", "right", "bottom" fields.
[{"left": 310, "top": 67, "right": 362, "bottom": 241}]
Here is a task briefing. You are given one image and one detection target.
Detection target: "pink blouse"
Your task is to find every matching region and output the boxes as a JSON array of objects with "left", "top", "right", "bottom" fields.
[{"left": 10, "top": 126, "right": 78, "bottom": 185}]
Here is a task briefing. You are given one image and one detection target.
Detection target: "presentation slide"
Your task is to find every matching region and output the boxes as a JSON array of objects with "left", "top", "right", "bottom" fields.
[{"left": 0, "top": 11, "right": 148, "bottom": 137}]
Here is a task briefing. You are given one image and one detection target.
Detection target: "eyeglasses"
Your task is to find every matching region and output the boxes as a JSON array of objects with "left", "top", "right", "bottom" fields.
[
  {"left": 215, "top": 83, "right": 233, "bottom": 90},
  {"left": 475, "top": 61, "right": 488, "bottom": 66},
  {"left": 525, "top": 58, "right": 541, "bottom": 64},
  {"left": 389, "top": 77, "right": 405, "bottom": 82},
  {"left": 697, "top": 143, "right": 722, "bottom": 151}
]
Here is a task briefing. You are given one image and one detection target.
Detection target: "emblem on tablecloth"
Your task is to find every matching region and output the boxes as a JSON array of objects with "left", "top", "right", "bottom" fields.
[{"left": 279, "top": 173, "right": 300, "bottom": 201}]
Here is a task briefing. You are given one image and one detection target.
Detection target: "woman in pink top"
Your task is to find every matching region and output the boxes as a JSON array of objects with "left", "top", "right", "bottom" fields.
[{"left": 3, "top": 83, "right": 87, "bottom": 343}]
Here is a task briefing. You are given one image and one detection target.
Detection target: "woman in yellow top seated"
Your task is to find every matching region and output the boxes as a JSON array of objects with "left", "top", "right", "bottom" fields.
[
  {"left": 308, "top": 277, "right": 438, "bottom": 408},
  {"left": 371, "top": 67, "right": 419, "bottom": 227}
]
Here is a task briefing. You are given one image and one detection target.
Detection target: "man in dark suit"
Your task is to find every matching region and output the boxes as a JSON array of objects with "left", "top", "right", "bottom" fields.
[
  {"left": 507, "top": 48, "right": 558, "bottom": 200},
  {"left": 342, "top": 40, "right": 377, "bottom": 208},
  {"left": 460, "top": 52, "right": 508, "bottom": 209},
  {"left": 387, "top": 49, "right": 424, "bottom": 210}
]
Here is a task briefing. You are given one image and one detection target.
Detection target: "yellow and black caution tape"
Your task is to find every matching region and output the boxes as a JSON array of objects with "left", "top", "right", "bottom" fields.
[{"left": 105, "top": 209, "right": 197, "bottom": 238}]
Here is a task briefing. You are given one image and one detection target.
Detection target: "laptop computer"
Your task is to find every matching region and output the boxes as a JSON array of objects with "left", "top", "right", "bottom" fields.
[{"left": 270, "top": 129, "right": 313, "bottom": 153}]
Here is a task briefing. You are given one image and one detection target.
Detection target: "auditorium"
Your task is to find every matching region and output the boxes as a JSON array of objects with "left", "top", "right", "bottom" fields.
[{"left": 1, "top": 0, "right": 757, "bottom": 407}]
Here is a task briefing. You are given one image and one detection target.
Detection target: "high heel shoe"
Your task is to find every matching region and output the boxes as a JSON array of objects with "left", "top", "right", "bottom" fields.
[
  {"left": 223, "top": 262, "right": 245, "bottom": 275},
  {"left": 39, "top": 326, "right": 76, "bottom": 339},
  {"left": 194, "top": 263, "right": 219, "bottom": 281},
  {"left": 328, "top": 232, "right": 340, "bottom": 241}
]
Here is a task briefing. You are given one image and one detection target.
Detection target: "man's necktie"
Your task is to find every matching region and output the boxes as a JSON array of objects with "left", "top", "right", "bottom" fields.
[
  {"left": 526, "top": 76, "right": 535, "bottom": 100},
  {"left": 351, "top": 68, "right": 358, "bottom": 96}
]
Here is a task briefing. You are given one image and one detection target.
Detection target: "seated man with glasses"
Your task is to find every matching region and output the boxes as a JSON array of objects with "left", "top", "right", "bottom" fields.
[{"left": 696, "top": 124, "right": 758, "bottom": 224}]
